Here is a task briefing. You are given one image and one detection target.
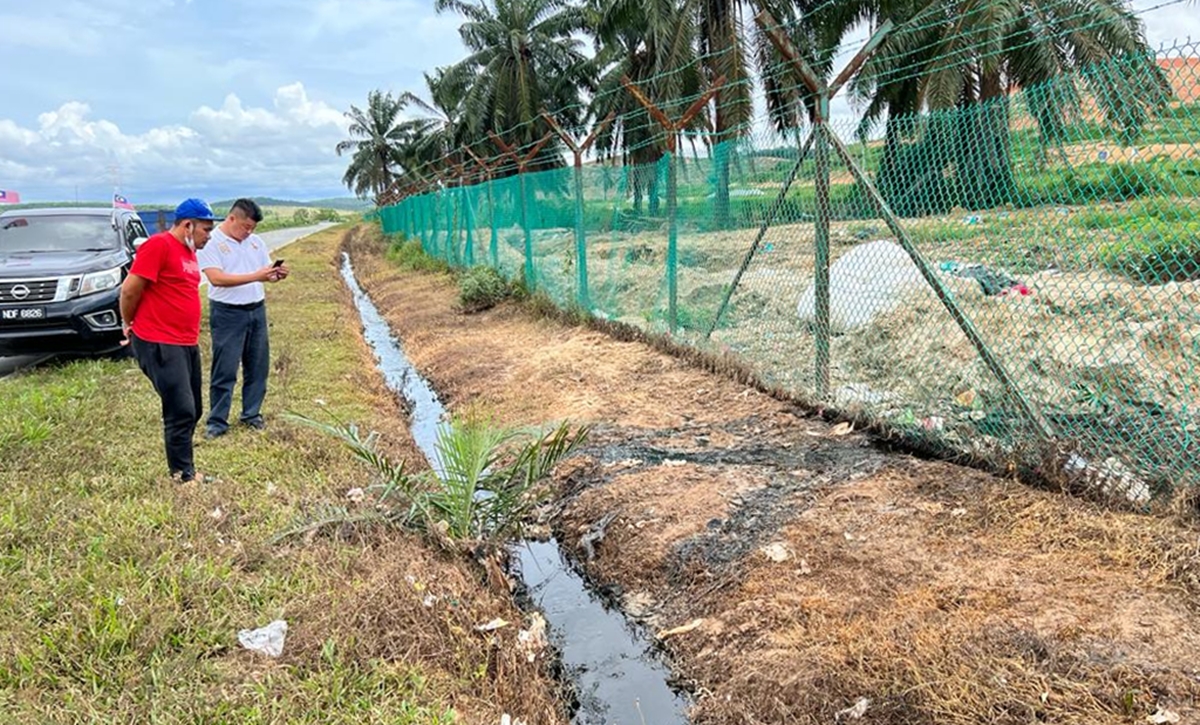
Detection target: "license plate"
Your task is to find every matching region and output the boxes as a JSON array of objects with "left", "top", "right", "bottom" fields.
[{"left": 1, "top": 307, "right": 45, "bottom": 321}]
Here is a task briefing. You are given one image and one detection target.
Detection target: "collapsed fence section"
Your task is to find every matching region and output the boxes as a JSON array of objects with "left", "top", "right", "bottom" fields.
[{"left": 379, "top": 39, "right": 1200, "bottom": 503}]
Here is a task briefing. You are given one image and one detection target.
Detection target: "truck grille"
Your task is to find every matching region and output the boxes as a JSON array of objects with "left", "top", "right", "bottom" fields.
[{"left": 0, "top": 279, "right": 60, "bottom": 304}]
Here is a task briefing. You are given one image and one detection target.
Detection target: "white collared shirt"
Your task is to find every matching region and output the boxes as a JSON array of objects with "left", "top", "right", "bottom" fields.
[{"left": 196, "top": 227, "right": 271, "bottom": 305}]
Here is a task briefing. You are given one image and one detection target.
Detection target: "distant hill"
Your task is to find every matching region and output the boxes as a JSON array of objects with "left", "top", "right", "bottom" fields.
[
  {"left": 304, "top": 197, "right": 374, "bottom": 211},
  {"left": 211, "top": 196, "right": 372, "bottom": 212},
  {"left": 1, "top": 201, "right": 115, "bottom": 211}
]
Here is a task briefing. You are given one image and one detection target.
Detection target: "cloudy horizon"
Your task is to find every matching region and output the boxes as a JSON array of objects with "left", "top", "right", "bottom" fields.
[{"left": 0, "top": 0, "right": 1197, "bottom": 205}]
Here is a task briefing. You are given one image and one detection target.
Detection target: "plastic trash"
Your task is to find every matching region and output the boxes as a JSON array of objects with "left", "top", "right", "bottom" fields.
[
  {"left": 836, "top": 698, "right": 871, "bottom": 720},
  {"left": 761, "top": 542, "right": 793, "bottom": 563},
  {"left": 940, "top": 260, "right": 1027, "bottom": 297},
  {"left": 516, "top": 613, "right": 548, "bottom": 662},
  {"left": 920, "top": 416, "right": 945, "bottom": 431},
  {"left": 656, "top": 618, "right": 704, "bottom": 640},
  {"left": 829, "top": 422, "right": 854, "bottom": 437},
  {"left": 475, "top": 618, "right": 510, "bottom": 632},
  {"left": 238, "top": 620, "right": 288, "bottom": 657}
]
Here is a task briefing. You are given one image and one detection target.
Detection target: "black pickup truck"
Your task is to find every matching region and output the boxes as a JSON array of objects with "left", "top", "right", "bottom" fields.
[{"left": 0, "top": 207, "right": 149, "bottom": 356}]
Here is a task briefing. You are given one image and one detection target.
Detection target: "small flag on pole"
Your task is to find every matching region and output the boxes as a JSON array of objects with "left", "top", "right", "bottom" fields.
[
  {"left": 0, "top": 189, "right": 21, "bottom": 204},
  {"left": 113, "top": 193, "right": 135, "bottom": 210}
]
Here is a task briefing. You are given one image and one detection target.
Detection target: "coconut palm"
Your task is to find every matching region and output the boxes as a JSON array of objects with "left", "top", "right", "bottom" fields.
[
  {"left": 398, "top": 68, "right": 477, "bottom": 179},
  {"left": 697, "top": 0, "right": 818, "bottom": 227},
  {"left": 336, "top": 90, "right": 414, "bottom": 203},
  {"left": 589, "top": 0, "right": 806, "bottom": 227}
]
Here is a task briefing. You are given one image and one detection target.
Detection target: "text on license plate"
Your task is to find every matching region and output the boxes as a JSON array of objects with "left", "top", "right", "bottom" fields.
[{"left": 1, "top": 307, "right": 45, "bottom": 321}]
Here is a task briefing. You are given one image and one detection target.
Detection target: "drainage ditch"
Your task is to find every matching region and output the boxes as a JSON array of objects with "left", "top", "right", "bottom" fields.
[{"left": 340, "top": 253, "right": 690, "bottom": 724}]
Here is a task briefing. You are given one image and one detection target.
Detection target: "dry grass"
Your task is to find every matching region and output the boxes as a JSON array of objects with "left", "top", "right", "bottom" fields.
[{"left": 350, "top": 224, "right": 1200, "bottom": 725}]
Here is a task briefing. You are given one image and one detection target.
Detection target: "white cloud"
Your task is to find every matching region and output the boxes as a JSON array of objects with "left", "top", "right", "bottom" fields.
[{"left": 0, "top": 84, "right": 352, "bottom": 202}]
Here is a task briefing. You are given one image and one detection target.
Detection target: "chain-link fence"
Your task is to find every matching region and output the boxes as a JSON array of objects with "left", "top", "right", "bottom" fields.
[{"left": 377, "top": 38, "right": 1200, "bottom": 503}]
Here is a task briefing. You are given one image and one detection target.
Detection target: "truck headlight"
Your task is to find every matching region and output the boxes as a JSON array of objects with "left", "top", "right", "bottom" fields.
[{"left": 79, "top": 267, "right": 123, "bottom": 296}]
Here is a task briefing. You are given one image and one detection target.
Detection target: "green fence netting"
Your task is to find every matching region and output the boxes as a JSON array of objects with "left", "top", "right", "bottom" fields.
[{"left": 379, "top": 40, "right": 1200, "bottom": 503}]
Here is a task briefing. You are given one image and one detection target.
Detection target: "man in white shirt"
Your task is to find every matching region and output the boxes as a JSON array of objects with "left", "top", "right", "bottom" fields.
[{"left": 196, "top": 198, "right": 289, "bottom": 438}]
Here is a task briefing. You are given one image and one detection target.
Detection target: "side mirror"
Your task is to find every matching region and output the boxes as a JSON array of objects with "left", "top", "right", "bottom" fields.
[{"left": 132, "top": 237, "right": 149, "bottom": 251}]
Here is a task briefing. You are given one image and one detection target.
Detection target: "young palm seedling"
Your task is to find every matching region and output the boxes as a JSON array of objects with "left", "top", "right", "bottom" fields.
[{"left": 282, "top": 411, "right": 588, "bottom": 552}]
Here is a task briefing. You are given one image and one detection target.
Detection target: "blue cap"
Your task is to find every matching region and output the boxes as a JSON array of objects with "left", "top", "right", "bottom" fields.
[{"left": 174, "top": 198, "right": 216, "bottom": 221}]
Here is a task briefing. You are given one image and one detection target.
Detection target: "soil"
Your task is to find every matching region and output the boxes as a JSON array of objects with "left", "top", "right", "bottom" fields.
[{"left": 344, "top": 226, "right": 1200, "bottom": 724}]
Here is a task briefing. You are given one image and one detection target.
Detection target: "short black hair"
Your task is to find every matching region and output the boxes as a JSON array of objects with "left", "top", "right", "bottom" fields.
[{"left": 229, "top": 198, "right": 264, "bottom": 223}]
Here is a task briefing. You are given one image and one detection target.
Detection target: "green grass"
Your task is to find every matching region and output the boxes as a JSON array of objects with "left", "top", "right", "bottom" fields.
[
  {"left": 0, "top": 227, "right": 545, "bottom": 723},
  {"left": 386, "top": 236, "right": 452, "bottom": 275}
]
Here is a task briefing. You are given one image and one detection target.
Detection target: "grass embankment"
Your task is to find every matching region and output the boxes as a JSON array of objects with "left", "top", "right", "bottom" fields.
[{"left": 0, "top": 226, "right": 564, "bottom": 724}]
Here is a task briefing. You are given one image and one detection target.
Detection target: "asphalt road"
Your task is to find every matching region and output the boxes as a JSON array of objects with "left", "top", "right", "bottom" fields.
[{"left": 0, "top": 222, "right": 340, "bottom": 378}]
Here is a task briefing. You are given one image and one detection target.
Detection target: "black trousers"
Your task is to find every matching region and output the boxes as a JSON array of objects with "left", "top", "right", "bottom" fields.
[
  {"left": 207, "top": 300, "right": 269, "bottom": 434},
  {"left": 131, "top": 334, "right": 203, "bottom": 477}
]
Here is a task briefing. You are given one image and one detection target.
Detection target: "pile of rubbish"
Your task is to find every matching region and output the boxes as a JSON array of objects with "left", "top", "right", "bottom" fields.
[
  {"left": 939, "top": 261, "right": 1031, "bottom": 297},
  {"left": 796, "top": 241, "right": 1033, "bottom": 334}
]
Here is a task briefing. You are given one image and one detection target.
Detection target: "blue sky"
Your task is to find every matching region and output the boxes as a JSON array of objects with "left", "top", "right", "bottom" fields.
[{"left": 0, "top": 0, "right": 1197, "bottom": 204}]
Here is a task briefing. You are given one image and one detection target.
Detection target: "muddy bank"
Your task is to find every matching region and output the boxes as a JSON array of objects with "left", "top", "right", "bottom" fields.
[{"left": 346, "top": 227, "right": 1200, "bottom": 724}]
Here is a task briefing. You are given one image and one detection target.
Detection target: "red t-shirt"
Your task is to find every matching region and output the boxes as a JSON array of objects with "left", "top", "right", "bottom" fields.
[{"left": 128, "top": 231, "right": 202, "bottom": 345}]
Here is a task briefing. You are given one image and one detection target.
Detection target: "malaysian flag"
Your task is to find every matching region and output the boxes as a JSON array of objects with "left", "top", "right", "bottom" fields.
[
  {"left": 0, "top": 189, "right": 20, "bottom": 204},
  {"left": 113, "top": 193, "right": 135, "bottom": 210}
]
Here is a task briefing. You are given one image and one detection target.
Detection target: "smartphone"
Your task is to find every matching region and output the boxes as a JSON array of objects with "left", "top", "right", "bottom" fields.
[{"left": 272, "top": 259, "right": 284, "bottom": 268}]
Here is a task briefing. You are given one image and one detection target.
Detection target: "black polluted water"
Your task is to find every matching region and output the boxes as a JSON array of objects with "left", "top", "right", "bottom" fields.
[{"left": 340, "top": 253, "right": 690, "bottom": 724}]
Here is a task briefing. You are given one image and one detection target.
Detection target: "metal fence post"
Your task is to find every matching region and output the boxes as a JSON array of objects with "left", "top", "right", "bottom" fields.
[
  {"left": 542, "top": 112, "right": 615, "bottom": 311},
  {"left": 621, "top": 77, "right": 725, "bottom": 333},
  {"left": 489, "top": 132, "right": 554, "bottom": 291},
  {"left": 814, "top": 123, "right": 832, "bottom": 398},
  {"left": 756, "top": 11, "right": 892, "bottom": 400}
]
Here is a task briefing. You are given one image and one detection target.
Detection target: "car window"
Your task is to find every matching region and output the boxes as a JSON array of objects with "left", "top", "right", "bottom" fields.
[
  {"left": 125, "top": 218, "right": 148, "bottom": 246},
  {"left": 0, "top": 215, "right": 118, "bottom": 253}
]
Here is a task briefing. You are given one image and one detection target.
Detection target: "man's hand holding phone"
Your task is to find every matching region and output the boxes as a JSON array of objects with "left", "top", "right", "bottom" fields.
[{"left": 267, "top": 258, "right": 289, "bottom": 282}]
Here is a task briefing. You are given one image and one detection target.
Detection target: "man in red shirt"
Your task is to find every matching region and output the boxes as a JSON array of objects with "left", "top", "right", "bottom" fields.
[{"left": 119, "top": 198, "right": 216, "bottom": 483}]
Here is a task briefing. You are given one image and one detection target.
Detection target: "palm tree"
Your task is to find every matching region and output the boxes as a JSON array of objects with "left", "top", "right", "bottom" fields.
[
  {"left": 399, "top": 68, "right": 476, "bottom": 175},
  {"left": 336, "top": 90, "right": 412, "bottom": 203},
  {"left": 587, "top": 0, "right": 705, "bottom": 214},
  {"left": 697, "top": 0, "right": 814, "bottom": 227},
  {"left": 435, "top": 0, "right": 595, "bottom": 171},
  {"left": 834, "top": 0, "right": 1171, "bottom": 213}
]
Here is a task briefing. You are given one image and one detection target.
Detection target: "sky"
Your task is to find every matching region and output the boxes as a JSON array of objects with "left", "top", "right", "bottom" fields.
[{"left": 0, "top": 0, "right": 1197, "bottom": 204}]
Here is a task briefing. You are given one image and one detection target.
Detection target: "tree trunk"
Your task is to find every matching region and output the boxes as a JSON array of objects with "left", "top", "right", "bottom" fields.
[{"left": 965, "top": 70, "right": 1015, "bottom": 208}]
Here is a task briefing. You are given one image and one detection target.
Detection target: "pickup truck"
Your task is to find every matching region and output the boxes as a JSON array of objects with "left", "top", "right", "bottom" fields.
[{"left": 0, "top": 207, "right": 149, "bottom": 356}]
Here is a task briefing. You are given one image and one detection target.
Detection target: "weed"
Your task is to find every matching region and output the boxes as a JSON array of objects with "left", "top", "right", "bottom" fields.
[
  {"left": 1062, "top": 163, "right": 1164, "bottom": 203},
  {"left": 386, "top": 236, "right": 451, "bottom": 274},
  {"left": 521, "top": 290, "right": 569, "bottom": 321},
  {"left": 1099, "top": 231, "right": 1200, "bottom": 284},
  {"left": 458, "top": 266, "right": 512, "bottom": 313}
]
